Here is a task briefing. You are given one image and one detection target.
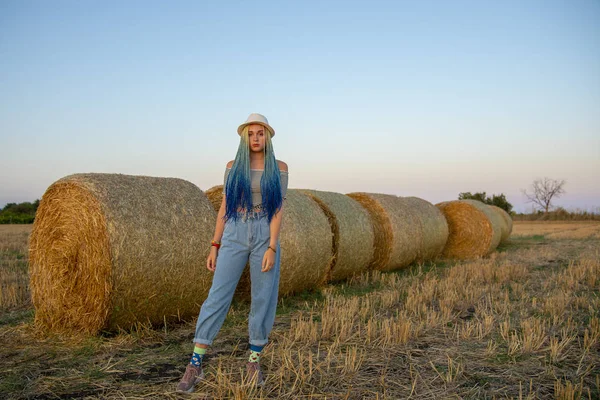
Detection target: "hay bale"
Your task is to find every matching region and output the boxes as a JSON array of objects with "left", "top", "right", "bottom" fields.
[
  {"left": 300, "top": 189, "right": 374, "bottom": 282},
  {"left": 346, "top": 193, "right": 421, "bottom": 271},
  {"left": 490, "top": 205, "right": 513, "bottom": 242},
  {"left": 435, "top": 200, "right": 503, "bottom": 259},
  {"left": 403, "top": 197, "right": 449, "bottom": 261},
  {"left": 205, "top": 185, "right": 224, "bottom": 212},
  {"left": 29, "top": 173, "right": 216, "bottom": 335},
  {"left": 278, "top": 189, "right": 333, "bottom": 295}
]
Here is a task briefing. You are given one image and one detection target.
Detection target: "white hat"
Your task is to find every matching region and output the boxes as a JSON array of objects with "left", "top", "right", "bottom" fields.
[{"left": 237, "top": 113, "right": 275, "bottom": 137}]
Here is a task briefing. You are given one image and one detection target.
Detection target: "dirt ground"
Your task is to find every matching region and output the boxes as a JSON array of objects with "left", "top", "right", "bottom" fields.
[{"left": 1, "top": 222, "right": 599, "bottom": 399}]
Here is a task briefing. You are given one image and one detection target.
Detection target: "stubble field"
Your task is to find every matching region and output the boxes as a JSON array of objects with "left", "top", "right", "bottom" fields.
[{"left": 1, "top": 221, "right": 599, "bottom": 399}]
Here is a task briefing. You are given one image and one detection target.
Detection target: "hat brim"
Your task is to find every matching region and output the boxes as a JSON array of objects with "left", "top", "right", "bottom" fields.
[{"left": 237, "top": 122, "right": 275, "bottom": 137}]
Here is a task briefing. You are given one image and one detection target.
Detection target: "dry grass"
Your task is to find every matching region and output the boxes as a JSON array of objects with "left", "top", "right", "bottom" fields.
[
  {"left": 1, "top": 222, "right": 599, "bottom": 399},
  {"left": 0, "top": 225, "right": 32, "bottom": 309},
  {"left": 512, "top": 221, "right": 600, "bottom": 239}
]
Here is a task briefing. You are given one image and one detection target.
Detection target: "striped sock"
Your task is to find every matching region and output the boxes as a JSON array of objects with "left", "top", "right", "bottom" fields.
[
  {"left": 190, "top": 346, "right": 207, "bottom": 367},
  {"left": 248, "top": 344, "right": 264, "bottom": 363}
]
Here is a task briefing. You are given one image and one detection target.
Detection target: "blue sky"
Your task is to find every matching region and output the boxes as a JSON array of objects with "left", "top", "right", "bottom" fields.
[{"left": 1, "top": 0, "right": 599, "bottom": 213}]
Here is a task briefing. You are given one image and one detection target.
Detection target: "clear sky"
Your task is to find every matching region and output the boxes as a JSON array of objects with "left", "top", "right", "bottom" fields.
[{"left": 1, "top": 0, "right": 599, "bottom": 213}]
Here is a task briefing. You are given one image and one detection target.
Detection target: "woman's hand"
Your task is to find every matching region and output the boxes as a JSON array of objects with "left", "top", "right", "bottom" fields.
[
  {"left": 261, "top": 247, "right": 276, "bottom": 272},
  {"left": 207, "top": 247, "right": 218, "bottom": 272}
]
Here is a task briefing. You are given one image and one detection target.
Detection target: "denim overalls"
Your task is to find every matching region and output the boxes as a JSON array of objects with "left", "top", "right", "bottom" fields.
[{"left": 193, "top": 208, "right": 281, "bottom": 347}]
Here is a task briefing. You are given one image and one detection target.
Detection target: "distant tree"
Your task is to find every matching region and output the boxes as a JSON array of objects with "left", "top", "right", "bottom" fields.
[
  {"left": 458, "top": 191, "right": 513, "bottom": 214},
  {"left": 521, "top": 177, "right": 566, "bottom": 214},
  {"left": 0, "top": 200, "right": 40, "bottom": 224},
  {"left": 458, "top": 192, "right": 487, "bottom": 203},
  {"left": 2, "top": 202, "right": 17, "bottom": 211},
  {"left": 489, "top": 193, "right": 513, "bottom": 214}
]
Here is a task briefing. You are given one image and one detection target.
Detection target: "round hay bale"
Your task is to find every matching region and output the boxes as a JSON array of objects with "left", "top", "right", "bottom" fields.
[
  {"left": 278, "top": 189, "right": 333, "bottom": 296},
  {"left": 300, "top": 189, "right": 375, "bottom": 282},
  {"left": 403, "top": 197, "right": 449, "bottom": 262},
  {"left": 435, "top": 200, "right": 503, "bottom": 259},
  {"left": 29, "top": 173, "right": 216, "bottom": 335},
  {"left": 205, "top": 185, "right": 224, "bottom": 212},
  {"left": 490, "top": 205, "right": 513, "bottom": 242},
  {"left": 346, "top": 193, "right": 421, "bottom": 271}
]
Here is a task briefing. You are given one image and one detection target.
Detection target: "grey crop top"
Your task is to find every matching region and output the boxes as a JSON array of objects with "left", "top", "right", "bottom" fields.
[{"left": 224, "top": 168, "right": 289, "bottom": 206}]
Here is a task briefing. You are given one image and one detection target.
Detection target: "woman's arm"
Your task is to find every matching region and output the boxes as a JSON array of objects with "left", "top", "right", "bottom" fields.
[
  {"left": 262, "top": 198, "right": 284, "bottom": 273},
  {"left": 207, "top": 163, "right": 233, "bottom": 272},
  {"left": 206, "top": 194, "right": 227, "bottom": 272},
  {"left": 269, "top": 160, "right": 288, "bottom": 247},
  {"left": 213, "top": 194, "right": 227, "bottom": 243},
  {"left": 262, "top": 160, "right": 288, "bottom": 272},
  {"left": 268, "top": 204, "right": 284, "bottom": 249},
  {"left": 213, "top": 160, "right": 234, "bottom": 243}
]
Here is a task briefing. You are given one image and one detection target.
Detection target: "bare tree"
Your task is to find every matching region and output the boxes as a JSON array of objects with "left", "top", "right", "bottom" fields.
[{"left": 522, "top": 177, "right": 566, "bottom": 213}]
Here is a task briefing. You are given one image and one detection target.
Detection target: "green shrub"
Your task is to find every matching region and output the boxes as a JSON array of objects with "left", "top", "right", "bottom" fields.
[{"left": 458, "top": 192, "right": 513, "bottom": 214}]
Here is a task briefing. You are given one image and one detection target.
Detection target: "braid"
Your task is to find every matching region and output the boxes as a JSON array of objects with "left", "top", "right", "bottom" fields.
[{"left": 224, "top": 127, "right": 252, "bottom": 222}]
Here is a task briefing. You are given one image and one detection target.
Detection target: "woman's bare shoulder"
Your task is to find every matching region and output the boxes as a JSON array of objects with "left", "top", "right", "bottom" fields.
[
  {"left": 277, "top": 160, "right": 288, "bottom": 172},
  {"left": 226, "top": 160, "right": 234, "bottom": 169}
]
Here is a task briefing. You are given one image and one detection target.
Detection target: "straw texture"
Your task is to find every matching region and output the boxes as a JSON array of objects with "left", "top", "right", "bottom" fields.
[
  {"left": 435, "top": 199, "right": 503, "bottom": 259},
  {"left": 278, "top": 189, "right": 333, "bottom": 295},
  {"left": 490, "top": 205, "right": 513, "bottom": 242},
  {"left": 29, "top": 173, "right": 216, "bottom": 335},
  {"left": 347, "top": 193, "right": 421, "bottom": 271},
  {"left": 205, "top": 185, "right": 224, "bottom": 211},
  {"left": 300, "top": 189, "right": 375, "bottom": 282},
  {"left": 403, "top": 197, "right": 449, "bottom": 262}
]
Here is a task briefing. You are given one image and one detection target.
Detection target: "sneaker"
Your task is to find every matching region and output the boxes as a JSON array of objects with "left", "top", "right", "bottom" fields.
[
  {"left": 245, "top": 361, "right": 265, "bottom": 386},
  {"left": 177, "top": 363, "right": 205, "bottom": 393}
]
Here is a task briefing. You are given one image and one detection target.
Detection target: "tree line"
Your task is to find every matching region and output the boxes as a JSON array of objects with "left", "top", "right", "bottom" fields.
[{"left": 0, "top": 200, "right": 39, "bottom": 224}]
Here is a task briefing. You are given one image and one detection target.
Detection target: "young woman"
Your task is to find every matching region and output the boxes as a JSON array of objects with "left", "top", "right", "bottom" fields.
[{"left": 177, "top": 113, "right": 288, "bottom": 392}]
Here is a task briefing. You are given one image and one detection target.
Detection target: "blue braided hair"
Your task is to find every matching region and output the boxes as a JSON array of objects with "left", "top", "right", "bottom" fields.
[
  {"left": 224, "top": 126, "right": 282, "bottom": 223},
  {"left": 260, "top": 130, "right": 283, "bottom": 222}
]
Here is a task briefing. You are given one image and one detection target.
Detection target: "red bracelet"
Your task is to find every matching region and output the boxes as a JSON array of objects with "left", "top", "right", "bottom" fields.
[{"left": 211, "top": 240, "right": 221, "bottom": 249}]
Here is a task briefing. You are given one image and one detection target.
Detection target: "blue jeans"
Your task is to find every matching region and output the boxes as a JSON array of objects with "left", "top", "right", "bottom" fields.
[{"left": 193, "top": 210, "right": 281, "bottom": 347}]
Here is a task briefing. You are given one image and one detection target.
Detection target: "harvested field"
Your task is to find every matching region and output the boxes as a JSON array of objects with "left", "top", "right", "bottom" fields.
[
  {"left": 0, "top": 225, "right": 32, "bottom": 309},
  {"left": 512, "top": 221, "right": 600, "bottom": 239},
  {"left": 1, "top": 221, "right": 598, "bottom": 398}
]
